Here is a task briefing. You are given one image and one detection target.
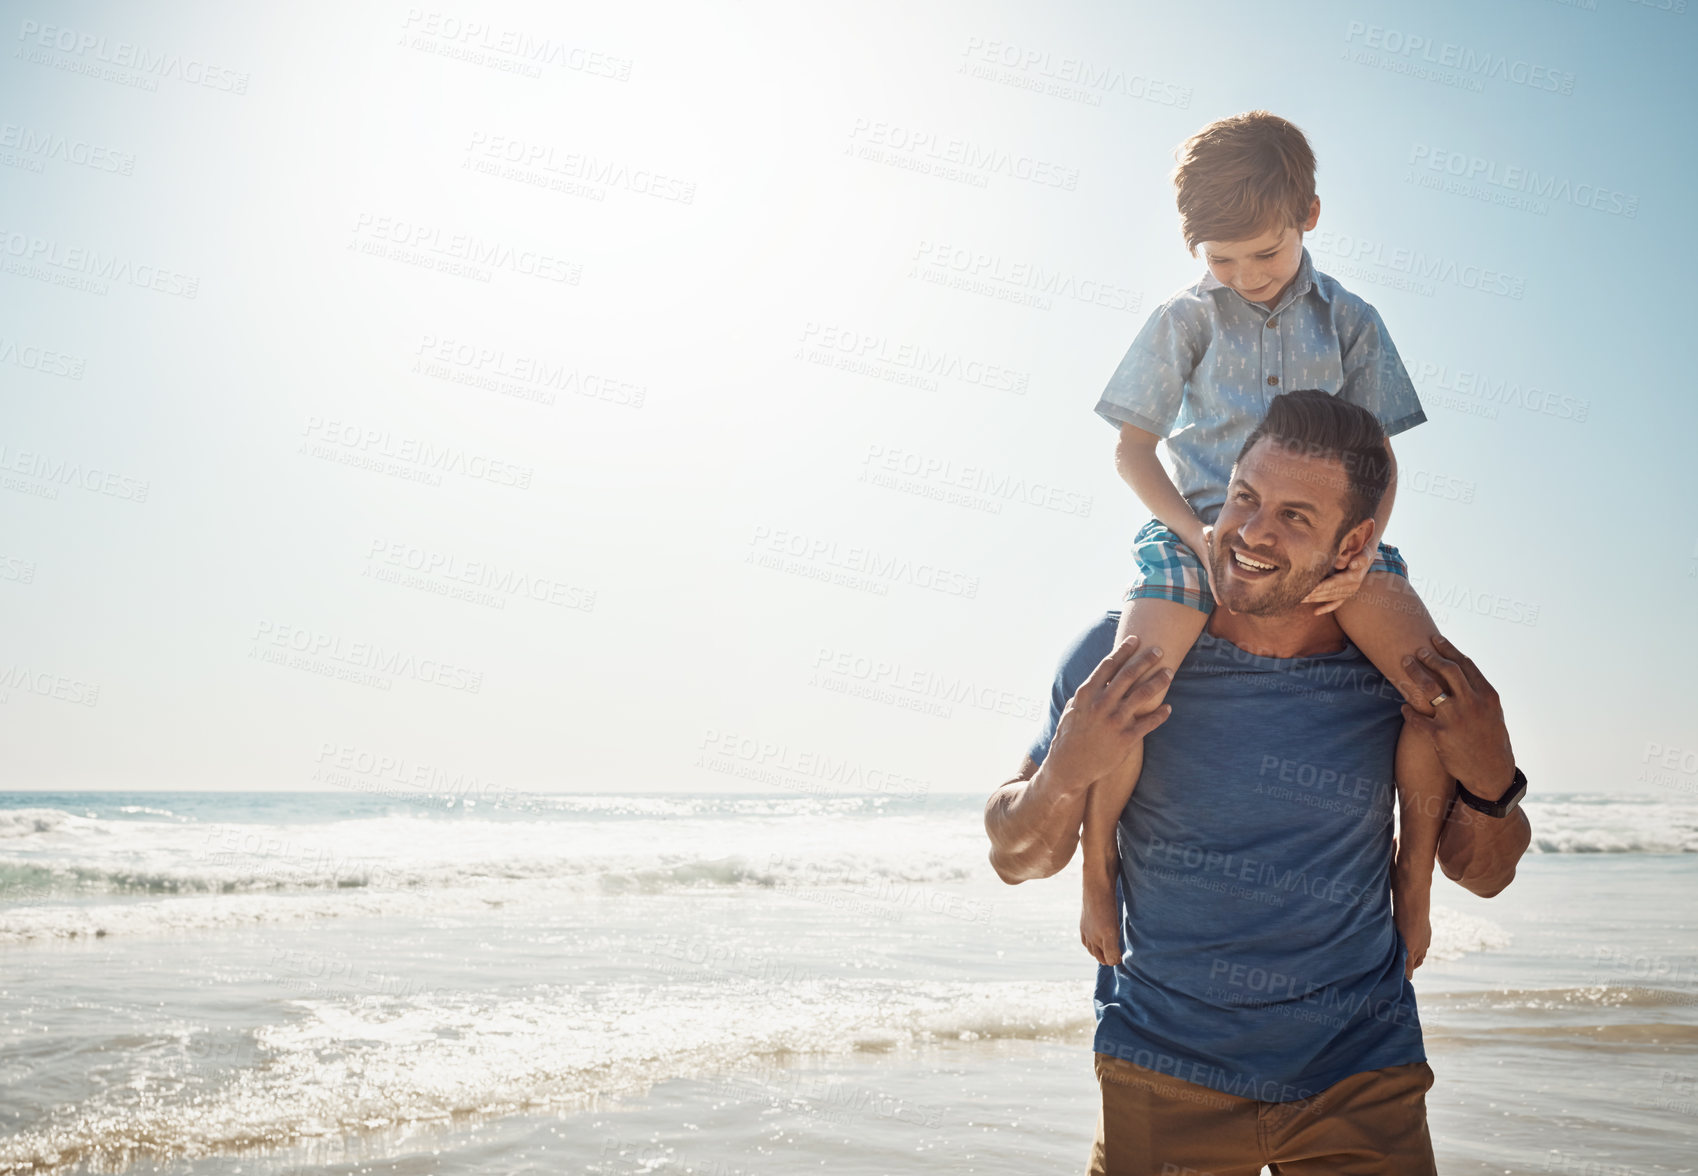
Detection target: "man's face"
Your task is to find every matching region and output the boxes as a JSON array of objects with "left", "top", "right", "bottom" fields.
[
  {"left": 1208, "top": 439, "right": 1355, "bottom": 616},
  {"left": 1197, "top": 198, "right": 1321, "bottom": 308}
]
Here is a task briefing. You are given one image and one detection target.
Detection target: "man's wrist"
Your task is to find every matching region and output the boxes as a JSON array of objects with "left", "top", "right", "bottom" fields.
[
  {"left": 1455, "top": 767, "right": 1527, "bottom": 820},
  {"left": 1456, "top": 761, "right": 1517, "bottom": 803}
]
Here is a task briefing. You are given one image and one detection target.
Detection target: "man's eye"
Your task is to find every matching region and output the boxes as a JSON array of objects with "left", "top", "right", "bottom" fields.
[{"left": 1283, "top": 511, "right": 1308, "bottom": 524}]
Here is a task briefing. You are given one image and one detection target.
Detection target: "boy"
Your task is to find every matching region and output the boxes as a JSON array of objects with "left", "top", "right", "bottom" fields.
[{"left": 1081, "top": 111, "right": 1451, "bottom": 978}]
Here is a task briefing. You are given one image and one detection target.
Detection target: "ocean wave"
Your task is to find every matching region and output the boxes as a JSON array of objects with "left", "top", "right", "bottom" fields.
[
  {"left": 1521, "top": 799, "right": 1698, "bottom": 853},
  {"left": 1426, "top": 906, "right": 1512, "bottom": 962},
  {"left": 0, "top": 805, "right": 988, "bottom": 909},
  {"left": 0, "top": 978, "right": 1091, "bottom": 1174}
]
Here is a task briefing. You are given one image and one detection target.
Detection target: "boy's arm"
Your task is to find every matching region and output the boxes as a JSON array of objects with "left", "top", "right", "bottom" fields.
[
  {"left": 986, "top": 637, "right": 1172, "bottom": 884},
  {"left": 1116, "top": 424, "right": 1208, "bottom": 558}
]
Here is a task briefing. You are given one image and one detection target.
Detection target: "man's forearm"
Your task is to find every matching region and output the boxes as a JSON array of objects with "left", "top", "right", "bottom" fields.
[
  {"left": 985, "top": 759, "right": 1090, "bottom": 884},
  {"left": 1436, "top": 792, "right": 1532, "bottom": 898}
]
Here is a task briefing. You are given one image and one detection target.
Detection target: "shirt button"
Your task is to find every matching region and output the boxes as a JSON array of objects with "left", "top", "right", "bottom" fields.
[
  {"left": 1266, "top": 317, "right": 1279, "bottom": 329},
  {"left": 1267, "top": 376, "right": 1279, "bottom": 386}
]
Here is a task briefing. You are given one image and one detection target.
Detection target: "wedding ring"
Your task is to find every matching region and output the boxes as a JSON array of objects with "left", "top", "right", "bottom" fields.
[{"left": 1430, "top": 692, "right": 1450, "bottom": 707}]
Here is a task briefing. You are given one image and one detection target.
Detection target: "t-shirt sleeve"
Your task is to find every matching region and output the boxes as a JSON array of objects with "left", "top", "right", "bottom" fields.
[
  {"left": 1028, "top": 612, "right": 1121, "bottom": 766},
  {"left": 1093, "top": 300, "right": 1204, "bottom": 437},
  {"left": 1338, "top": 303, "right": 1425, "bottom": 438}
]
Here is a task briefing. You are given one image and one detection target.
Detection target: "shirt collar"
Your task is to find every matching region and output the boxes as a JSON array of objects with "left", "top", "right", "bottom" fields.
[{"left": 1198, "top": 246, "right": 1329, "bottom": 310}]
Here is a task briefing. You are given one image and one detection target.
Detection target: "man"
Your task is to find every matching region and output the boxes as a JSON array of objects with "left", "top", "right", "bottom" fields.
[{"left": 984, "top": 391, "right": 1532, "bottom": 1175}]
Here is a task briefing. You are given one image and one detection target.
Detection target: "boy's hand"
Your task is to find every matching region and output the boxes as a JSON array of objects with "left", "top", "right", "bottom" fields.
[{"left": 1301, "top": 554, "right": 1372, "bottom": 615}]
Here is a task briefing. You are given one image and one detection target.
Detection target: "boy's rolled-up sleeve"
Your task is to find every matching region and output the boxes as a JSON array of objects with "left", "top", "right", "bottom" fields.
[
  {"left": 1339, "top": 303, "right": 1426, "bottom": 438},
  {"left": 1093, "top": 301, "right": 1202, "bottom": 437}
]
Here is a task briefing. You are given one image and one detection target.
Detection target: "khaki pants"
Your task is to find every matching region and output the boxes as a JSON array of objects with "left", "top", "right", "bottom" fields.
[{"left": 1089, "top": 1052, "right": 1437, "bottom": 1176}]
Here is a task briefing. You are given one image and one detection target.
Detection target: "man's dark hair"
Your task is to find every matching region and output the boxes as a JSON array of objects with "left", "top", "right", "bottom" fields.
[{"left": 1234, "top": 390, "right": 1390, "bottom": 543}]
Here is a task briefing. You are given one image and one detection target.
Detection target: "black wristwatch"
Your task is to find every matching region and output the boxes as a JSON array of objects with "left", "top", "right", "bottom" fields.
[{"left": 1454, "top": 767, "right": 1527, "bottom": 818}]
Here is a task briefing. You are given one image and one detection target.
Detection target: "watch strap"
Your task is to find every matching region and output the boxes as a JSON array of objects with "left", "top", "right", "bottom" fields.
[{"left": 1455, "top": 768, "right": 1526, "bottom": 819}]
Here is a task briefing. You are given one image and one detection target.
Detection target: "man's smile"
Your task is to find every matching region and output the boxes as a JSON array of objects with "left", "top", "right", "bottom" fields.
[{"left": 1229, "top": 547, "right": 1281, "bottom": 577}]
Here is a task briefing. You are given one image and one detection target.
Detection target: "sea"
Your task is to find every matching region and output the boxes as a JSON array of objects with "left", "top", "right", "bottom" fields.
[{"left": 1, "top": 791, "right": 1695, "bottom": 1176}]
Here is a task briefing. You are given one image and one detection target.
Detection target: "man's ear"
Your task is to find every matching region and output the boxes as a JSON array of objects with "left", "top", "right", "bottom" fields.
[{"left": 1333, "top": 516, "right": 1376, "bottom": 571}]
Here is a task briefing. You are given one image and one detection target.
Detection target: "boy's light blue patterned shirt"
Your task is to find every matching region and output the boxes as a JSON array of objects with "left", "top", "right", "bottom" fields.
[{"left": 1094, "top": 248, "right": 1426, "bottom": 525}]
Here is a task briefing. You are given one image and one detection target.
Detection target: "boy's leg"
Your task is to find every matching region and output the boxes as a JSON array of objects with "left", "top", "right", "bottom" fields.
[
  {"left": 1080, "top": 598, "right": 1206, "bottom": 967},
  {"left": 1332, "top": 561, "right": 1449, "bottom": 977}
]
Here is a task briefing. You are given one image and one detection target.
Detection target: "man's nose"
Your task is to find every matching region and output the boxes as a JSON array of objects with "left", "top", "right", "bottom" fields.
[{"left": 1239, "top": 508, "right": 1280, "bottom": 550}]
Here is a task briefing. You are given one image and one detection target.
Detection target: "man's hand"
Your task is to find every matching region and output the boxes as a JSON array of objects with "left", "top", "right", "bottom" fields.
[
  {"left": 1044, "top": 636, "right": 1174, "bottom": 793},
  {"left": 1399, "top": 634, "right": 1516, "bottom": 801}
]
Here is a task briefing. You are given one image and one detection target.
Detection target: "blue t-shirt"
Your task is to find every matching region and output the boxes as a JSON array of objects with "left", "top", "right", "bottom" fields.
[{"left": 1029, "top": 611, "right": 1423, "bottom": 1102}]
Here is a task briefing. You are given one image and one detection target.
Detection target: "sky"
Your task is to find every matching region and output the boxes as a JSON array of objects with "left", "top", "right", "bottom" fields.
[{"left": 2, "top": 0, "right": 1695, "bottom": 799}]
